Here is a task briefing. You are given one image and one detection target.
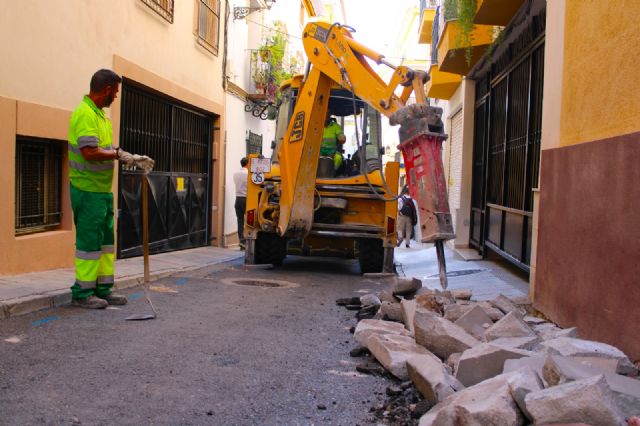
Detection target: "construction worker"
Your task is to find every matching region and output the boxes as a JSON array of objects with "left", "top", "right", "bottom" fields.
[
  {"left": 320, "top": 109, "right": 346, "bottom": 173},
  {"left": 68, "top": 69, "right": 155, "bottom": 309}
]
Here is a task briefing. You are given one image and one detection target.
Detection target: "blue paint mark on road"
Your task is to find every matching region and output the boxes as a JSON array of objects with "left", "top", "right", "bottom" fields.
[
  {"left": 32, "top": 316, "right": 58, "bottom": 326},
  {"left": 175, "top": 278, "right": 189, "bottom": 286},
  {"left": 128, "top": 292, "right": 143, "bottom": 301}
]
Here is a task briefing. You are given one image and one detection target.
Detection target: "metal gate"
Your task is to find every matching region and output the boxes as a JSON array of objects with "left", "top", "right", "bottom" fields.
[
  {"left": 117, "top": 81, "right": 213, "bottom": 258},
  {"left": 469, "top": 10, "right": 545, "bottom": 271}
]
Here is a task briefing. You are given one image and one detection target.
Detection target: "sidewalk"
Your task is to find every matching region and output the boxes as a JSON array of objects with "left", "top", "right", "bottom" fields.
[
  {"left": 0, "top": 246, "right": 244, "bottom": 320},
  {"left": 395, "top": 242, "right": 529, "bottom": 301}
]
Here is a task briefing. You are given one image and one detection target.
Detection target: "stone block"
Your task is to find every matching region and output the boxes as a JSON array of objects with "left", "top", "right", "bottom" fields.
[
  {"left": 484, "top": 311, "right": 536, "bottom": 341},
  {"left": 400, "top": 299, "right": 417, "bottom": 333},
  {"left": 392, "top": 277, "right": 422, "bottom": 297},
  {"left": 454, "top": 304, "right": 493, "bottom": 340},
  {"left": 570, "top": 356, "right": 618, "bottom": 373},
  {"left": 541, "top": 337, "right": 637, "bottom": 375},
  {"left": 491, "top": 336, "right": 540, "bottom": 351},
  {"left": 537, "top": 325, "right": 579, "bottom": 341},
  {"left": 443, "top": 303, "right": 472, "bottom": 322},
  {"left": 416, "top": 292, "right": 445, "bottom": 316},
  {"left": 367, "top": 333, "right": 434, "bottom": 380},
  {"left": 524, "top": 375, "right": 625, "bottom": 426},
  {"left": 523, "top": 315, "right": 547, "bottom": 325},
  {"left": 379, "top": 301, "right": 403, "bottom": 322},
  {"left": 414, "top": 308, "right": 480, "bottom": 360},
  {"left": 407, "top": 352, "right": 465, "bottom": 405},
  {"left": 378, "top": 290, "right": 398, "bottom": 304},
  {"left": 455, "top": 343, "right": 536, "bottom": 387},
  {"left": 491, "top": 294, "right": 526, "bottom": 316},
  {"left": 507, "top": 367, "right": 544, "bottom": 421},
  {"left": 478, "top": 301, "right": 505, "bottom": 321},
  {"left": 360, "top": 293, "right": 381, "bottom": 307},
  {"left": 542, "top": 355, "right": 640, "bottom": 418},
  {"left": 353, "top": 319, "right": 412, "bottom": 347},
  {"left": 447, "top": 352, "right": 461, "bottom": 374},
  {"left": 451, "top": 289, "right": 472, "bottom": 300},
  {"left": 419, "top": 370, "right": 526, "bottom": 426}
]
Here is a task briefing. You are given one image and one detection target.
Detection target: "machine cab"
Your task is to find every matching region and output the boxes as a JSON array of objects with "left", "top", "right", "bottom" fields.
[{"left": 272, "top": 77, "right": 384, "bottom": 178}]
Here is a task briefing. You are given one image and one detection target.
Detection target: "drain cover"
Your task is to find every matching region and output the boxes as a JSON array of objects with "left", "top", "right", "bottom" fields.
[
  {"left": 220, "top": 278, "right": 299, "bottom": 289},
  {"left": 428, "top": 268, "right": 486, "bottom": 278}
]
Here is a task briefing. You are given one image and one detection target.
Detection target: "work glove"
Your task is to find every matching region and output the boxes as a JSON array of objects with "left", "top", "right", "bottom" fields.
[
  {"left": 133, "top": 154, "right": 155, "bottom": 173},
  {"left": 116, "top": 148, "right": 135, "bottom": 166}
]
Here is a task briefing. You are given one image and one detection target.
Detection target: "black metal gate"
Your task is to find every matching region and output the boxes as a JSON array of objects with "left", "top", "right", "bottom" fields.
[
  {"left": 469, "top": 10, "right": 545, "bottom": 271},
  {"left": 117, "top": 81, "right": 213, "bottom": 258}
]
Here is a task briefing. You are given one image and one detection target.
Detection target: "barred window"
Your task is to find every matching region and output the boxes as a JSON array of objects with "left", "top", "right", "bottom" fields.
[
  {"left": 15, "top": 137, "right": 63, "bottom": 235},
  {"left": 140, "top": 0, "right": 174, "bottom": 23},
  {"left": 197, "top": 0, "right": 220, "bottom": 55},
  {"left": 246, "top": 131, "right": 263, "bottom": 155}
]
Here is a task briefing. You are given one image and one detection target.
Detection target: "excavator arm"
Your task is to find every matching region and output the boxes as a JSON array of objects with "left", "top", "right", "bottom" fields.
[{"left": 277, "top": 21, "right": 435, "bottom": 237}]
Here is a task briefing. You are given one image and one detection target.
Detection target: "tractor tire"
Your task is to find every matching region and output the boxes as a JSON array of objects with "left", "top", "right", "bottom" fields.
[
  {"left": 255, "top": 232, "right": 287, "bottom": 266},
  {"left": 358, "top": 238, "right": 384, "bottom": 274}
]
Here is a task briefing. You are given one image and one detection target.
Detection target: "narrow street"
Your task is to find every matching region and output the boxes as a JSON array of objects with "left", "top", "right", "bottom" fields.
[{"left": 0, "top": 257, "right": 394, "bottom": 425}]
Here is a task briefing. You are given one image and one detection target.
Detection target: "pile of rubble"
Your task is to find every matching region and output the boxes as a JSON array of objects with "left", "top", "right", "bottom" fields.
[{"left": 339, "top": 277, "right": 640, "bottom": 425}]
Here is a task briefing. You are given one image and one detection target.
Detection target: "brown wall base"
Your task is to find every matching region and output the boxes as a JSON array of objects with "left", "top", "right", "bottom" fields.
[{"left": 535, "top": 132, "right": 640, "bottom": 361}]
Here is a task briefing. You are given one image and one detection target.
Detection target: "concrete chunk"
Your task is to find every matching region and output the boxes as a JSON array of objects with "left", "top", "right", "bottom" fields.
[
  {"left": 354, "top": 319, "right": 412, "bottom": 347},
  {"left": 451, "top": 289, "right": 472, "bottom": 300},
  {"left": 400, "top": 299, "right": 417, "bottom": 333},
  {"left": 443, "top": 303, "right": 472, "bottom": 322},
  {"left": 454, "top": 304, "right": 493, "bottom": 340},
  {"left": 541, "top": 336, "right": 637, "bottom": 375},
  {"left": 484, "top": 311, "right": 536, "bottom": 341},
  {"left": 491, "top": 336, "right": 540, "bottom": 351},
  {"left": 524, "top": 375, "right": 625, "bottom": 426},
  {"left": 507, "top": 367, "right": 545, "bottom": 421},
  {"left": 407, "top": 353, "right": 465, "bottom": 405},
  {"left": 392, "top": 277, "right": 422, "bottom": 297},
  {"left": 379, "top": 301, "right": 403, "bottom": 322},
  {"left": 419, "top": 370, "right": 526, "bottom": 426},
  {"left": 414, "top": 308, "right": 480, "bottom": 360},
  {"left": 542, "top": 355, "right": 640, "bottom": 418},
  {"left": 367, "top": 333, "right": 435, "bottom": 380},
  {"left": 455, "top": 343, "right": 536, "bottom": 387},
  {"left": 491, "top": 294, "right": 526, "bottom": 316}
]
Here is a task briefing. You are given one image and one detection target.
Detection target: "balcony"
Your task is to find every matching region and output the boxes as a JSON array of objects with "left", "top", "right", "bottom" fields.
[
  {"left": 418, "top": 0, "right": 437, "bottom": 44},
  {"left": 475, "top": 0, "right": 525, "bottom": 26},
  {"left": 437, "top": 20, "right": 493, "bottom": 75},
  {"left": 426, "top": 64, "right": 462, "bottom": 100}
]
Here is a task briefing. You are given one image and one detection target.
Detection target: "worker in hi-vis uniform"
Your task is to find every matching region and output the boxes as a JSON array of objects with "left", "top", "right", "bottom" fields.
[
  {"left": 68, "top": 69, "right": 154, "bottom": 309},
  {"left": 320, "top": 109, "right": 346, "bottom": 172}
]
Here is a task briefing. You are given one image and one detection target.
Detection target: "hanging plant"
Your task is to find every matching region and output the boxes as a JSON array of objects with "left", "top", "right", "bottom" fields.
[{"left": 444, "top": 0, "right": 478, "bottom": 66}]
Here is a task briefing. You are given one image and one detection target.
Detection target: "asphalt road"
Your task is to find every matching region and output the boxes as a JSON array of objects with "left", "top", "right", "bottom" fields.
[{"left": 0, "top": 256, "right": 394, "bottom": 426}]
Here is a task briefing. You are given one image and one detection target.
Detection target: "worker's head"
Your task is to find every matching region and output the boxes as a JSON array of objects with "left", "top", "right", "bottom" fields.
[
  {"left": 240, "top": 157, "right": 249, "bottom": 168},
  {"left": 89, "top": 69, "right": 122, "bottom": 109},
  {"left": 325, "top": 108, "right": 333, "bottom": 125}
]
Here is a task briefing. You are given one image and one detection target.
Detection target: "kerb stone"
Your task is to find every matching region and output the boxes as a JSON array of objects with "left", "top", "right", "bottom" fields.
[
  {"left": 367, "top": 333, "right": 434, "bottom": 380},
  {"left": 454, "top": 304, "right": 493, "bottom": 340},
  {"left": 484, "top": 311, "right": 536, "bottom": 341},
  {"left": 354, "top": 319, "right": 412, "bottom": 347},
  {"left": 407, "top": 353, "right": 465, "bottom": 405},
  {"left": 414, "top": 308, "right": 480, "bottom": 360},
  {"left": 455, "top": 343, "right": 536, "bottom": 387}
]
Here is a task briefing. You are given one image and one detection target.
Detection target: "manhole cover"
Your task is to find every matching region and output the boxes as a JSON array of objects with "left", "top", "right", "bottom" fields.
[
  {"left": 220, "top": 278, "right": 299, "bottom": 289},
  {"left": 428, "top": 268, "right": 487, "bottom": 278}
]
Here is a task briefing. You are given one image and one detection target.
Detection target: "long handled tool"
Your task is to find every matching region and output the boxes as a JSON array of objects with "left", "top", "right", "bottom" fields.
[{"left": 125, "top": 173, "right": 158, "bottom": 321}]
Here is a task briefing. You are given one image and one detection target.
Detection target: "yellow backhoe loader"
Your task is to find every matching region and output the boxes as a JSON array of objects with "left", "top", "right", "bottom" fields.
[{"left": 243, "top": 21, "right": 450, "bottom": 276}]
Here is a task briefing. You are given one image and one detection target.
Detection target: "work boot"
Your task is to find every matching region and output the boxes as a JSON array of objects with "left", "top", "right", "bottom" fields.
[
  {"left": 71, "top": 295, "right": 108, "bottom": 309},
  {"left": 99, "top": 293, "right": 128, "bottom": 305}
]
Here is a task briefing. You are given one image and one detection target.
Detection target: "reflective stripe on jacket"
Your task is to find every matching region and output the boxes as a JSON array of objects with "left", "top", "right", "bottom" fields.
[{"left": 68, "top": 96, "right": 114, "bottom": 193}]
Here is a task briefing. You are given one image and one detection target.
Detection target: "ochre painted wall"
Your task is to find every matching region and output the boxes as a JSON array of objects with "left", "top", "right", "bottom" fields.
[{"left": 560, "top": 1, "right": 640, "bottom": 146}]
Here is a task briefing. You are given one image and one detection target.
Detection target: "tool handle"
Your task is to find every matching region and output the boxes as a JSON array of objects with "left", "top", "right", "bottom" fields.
[{"left": 142, "top": 174, "right": 150, "bottom": 283}]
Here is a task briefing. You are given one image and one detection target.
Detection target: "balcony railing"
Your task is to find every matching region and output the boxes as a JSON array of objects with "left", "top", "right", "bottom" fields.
[{"left": 431, "top": 6, "right": 441, "bottom": 65}]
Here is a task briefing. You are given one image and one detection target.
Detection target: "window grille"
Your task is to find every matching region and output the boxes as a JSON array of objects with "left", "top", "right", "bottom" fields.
[
  {"left": 197, "top": 0, "right": 220, "bottom": 55},
  {"left": 246, "top": 131, "right": 263, "bottom": 155},
  {"left": 140, "top": 0, "right": 174, "bottom": 23},
  {"left": 15, "top": 137, "right": 63, "bottom": 235}
]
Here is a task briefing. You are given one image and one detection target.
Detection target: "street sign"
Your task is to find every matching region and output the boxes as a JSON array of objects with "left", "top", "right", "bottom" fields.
[
  {"left": 250, "top": 157, "right": 271, "bottom": 174},
  {"left": 251, "top": 172, "right": 265, "bottom": 184}
]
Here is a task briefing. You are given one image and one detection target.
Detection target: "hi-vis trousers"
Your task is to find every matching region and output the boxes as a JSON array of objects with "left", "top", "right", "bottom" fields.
[{"left": 70, "top": 185, "right": 115, "bottom": 300}]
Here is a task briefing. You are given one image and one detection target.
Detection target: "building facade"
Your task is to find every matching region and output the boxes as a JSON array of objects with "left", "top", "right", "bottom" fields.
[
  {"left": 1, "top": 0, "right": 226, "bottom": 274},
  {"left": 420, "top": 0, "right": 640, "bottom": 360}
]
